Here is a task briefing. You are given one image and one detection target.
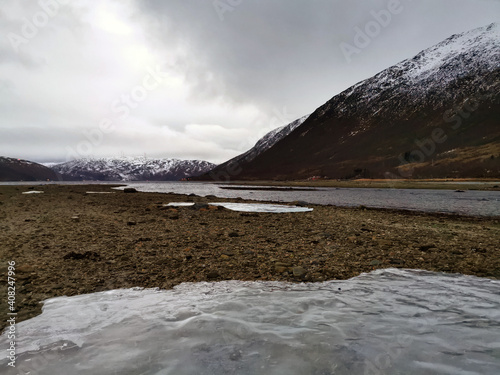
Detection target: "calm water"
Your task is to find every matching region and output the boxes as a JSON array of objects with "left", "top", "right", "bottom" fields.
[
  {"left": 115, "top": 182, "right": 500, "bottom": 217},
  {"left": 2, "top": 269, "right": 499, "bottom": 375},
  {"left": 2, "top": 181, "right": 499, "bottom": 216}
]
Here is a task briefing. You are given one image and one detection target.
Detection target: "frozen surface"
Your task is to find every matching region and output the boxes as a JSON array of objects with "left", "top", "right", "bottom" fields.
[
  {"left": 1, "top": 269, "right": 499, "bottom": 375},
  {"left": 21, "top": 190, "right": 43, "bottom": 194},
  {"left": 209, "top": 202, "right": 312, "bottom": 213},
  {"left": 210, "top": 202, "right": 312, "bottom": 213},
  {"left": 165, "top": 202, "right": 313, "bottom": 212}
]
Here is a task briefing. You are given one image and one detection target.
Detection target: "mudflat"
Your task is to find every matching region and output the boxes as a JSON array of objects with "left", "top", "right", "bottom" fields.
[{"left": 1, "top": 184, "right": 499, "bottom": 331}]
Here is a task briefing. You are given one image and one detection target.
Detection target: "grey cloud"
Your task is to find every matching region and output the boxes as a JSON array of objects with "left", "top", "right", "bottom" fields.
[{"left": 137, "top": 0, "right": 500, "bottom": 115}]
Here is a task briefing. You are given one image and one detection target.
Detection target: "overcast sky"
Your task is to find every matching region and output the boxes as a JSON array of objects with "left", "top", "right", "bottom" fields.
[{"left": 1, "top": 0, "right": 499, "bottom": 164}]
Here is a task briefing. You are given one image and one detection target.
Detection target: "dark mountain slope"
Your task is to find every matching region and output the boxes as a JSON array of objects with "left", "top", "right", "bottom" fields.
[
  {"left": 0, "top": 157, "right": 58, "bottom": 181},
  {"left": 221, "top": 23, "right": 500, "bottom": 180}
]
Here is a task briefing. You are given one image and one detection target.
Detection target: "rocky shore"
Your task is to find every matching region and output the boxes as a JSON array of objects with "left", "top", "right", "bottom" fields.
[{"left": 0, "top": 184, "right": 499, "bottom": 331}]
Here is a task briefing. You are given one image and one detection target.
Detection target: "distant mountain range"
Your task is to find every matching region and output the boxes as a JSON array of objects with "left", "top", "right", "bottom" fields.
[
  {"left": 201, "top": 23, "right": 500, "bottom": 180},
  {"left": 50, "top": 157, "right": 216, "bottom": 181},
  {"left": 0, "top": 157, "right": 58, "bottom": 181}
]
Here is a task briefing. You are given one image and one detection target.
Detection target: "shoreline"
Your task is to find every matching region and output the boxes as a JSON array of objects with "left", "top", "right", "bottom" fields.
[
  {"left": 3, "top": 177, "right": 500, "bottom": 192},
  {"left": 220, "top": 179, "right": 500, "bottom": 191},
  {"left": 1, "top": 184, "right": 499, "bottom": 331}
]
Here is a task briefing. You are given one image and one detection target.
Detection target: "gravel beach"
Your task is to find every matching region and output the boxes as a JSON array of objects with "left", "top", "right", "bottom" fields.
[{"left": 1, "top": 184, "right": 499, "bottom": 331}]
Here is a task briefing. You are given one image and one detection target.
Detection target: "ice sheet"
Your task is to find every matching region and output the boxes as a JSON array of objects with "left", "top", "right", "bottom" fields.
[
  {"left": 164, "top": 202, "right": 313, "bottom": 212},
  {"left": 209, "top": 202, "right": 313, "bottom": 213},
  {"left": 1, "top": 269, "right": 499, "bottom": 374}
]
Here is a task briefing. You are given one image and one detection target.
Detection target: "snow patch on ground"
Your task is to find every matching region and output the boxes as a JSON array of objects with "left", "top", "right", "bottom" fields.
[
  {"left": 209, "top": 202, "right": 313, "bottom": 213},
  {"left": 165, "top": 202, "right": 313, "bottom": 212}
]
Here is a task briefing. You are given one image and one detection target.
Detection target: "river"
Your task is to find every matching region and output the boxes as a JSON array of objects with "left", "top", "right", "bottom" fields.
[{"left": 115, "top": 182, "right": 500, "bottom": 217}]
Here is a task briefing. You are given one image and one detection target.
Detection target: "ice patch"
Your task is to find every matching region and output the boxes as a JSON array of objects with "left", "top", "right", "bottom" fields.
[
  {"left": 1, "top": 269, "right": 499, "bottom": 375},
  {"left": 164, "top": 202, "right": 313, "bottom": 212},
  {"left": 209, "top": 202, "right": 312, "bottom": 213},
  {"left": 22, "top": 190, "right": 43, "bottom": 194}
]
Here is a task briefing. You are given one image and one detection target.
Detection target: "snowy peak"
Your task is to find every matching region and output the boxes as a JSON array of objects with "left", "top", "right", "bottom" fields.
[
  {"left": 314, "top": 23, "right": 500, "bottom": 125},
  {"left": 51, "top": 157, "right": 217, "bottom": 181},
  {"left": 404, "top": 22, "right": 499, "bottom": 81}
]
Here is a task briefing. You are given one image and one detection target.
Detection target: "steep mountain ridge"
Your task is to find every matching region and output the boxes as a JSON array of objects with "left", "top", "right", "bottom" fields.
[
  {"left": 204, "top": 114, "right": 310, "bottom": 180},
  {"left": 248, "top": 114, "right": 311, "bottom": 159},
  {"left": 51, "top": 157, "right": 216, "bottom": 181},
  {"left": 220, "top": 23, "right": 500, "bottom": 180}
]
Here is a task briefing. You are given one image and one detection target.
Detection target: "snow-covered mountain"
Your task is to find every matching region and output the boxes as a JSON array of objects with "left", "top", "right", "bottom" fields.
[
  {"left": 202, "top": 23, "right": 500, "bottom": 180},
  {"left": 313, "top": 22, "right": 500, "bottom": 125},
  {"left": 51, "top": 157, "right": 217, "bottom": 181}
]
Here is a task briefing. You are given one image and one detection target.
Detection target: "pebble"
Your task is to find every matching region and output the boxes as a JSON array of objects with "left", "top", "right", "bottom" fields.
[
  {"left": 292, "top": 266, "right": 307, "bottom": 278},
  {"left": 16, "top": 265, "right": 35, "bottom": 273},
  {"left": 206, "top": 271, "right": 220, "bottom": 279},
  {"left": 419, "top": 244, "right": 436, "bottom": 252},
  {"left": 190, "top": 203, "right": 208, "bottom": 210},
  {"left": 290, "top": 200, "right": 309, "bottom": 207},
  {"left": 389, "top": 258, "right": 404, "bottom": 265},
  {"left": 275, "top": 265, "right": 288, "bottom": 273},
  {"left": 275, "top": 262, "right": 291, "bottom": 273}
]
